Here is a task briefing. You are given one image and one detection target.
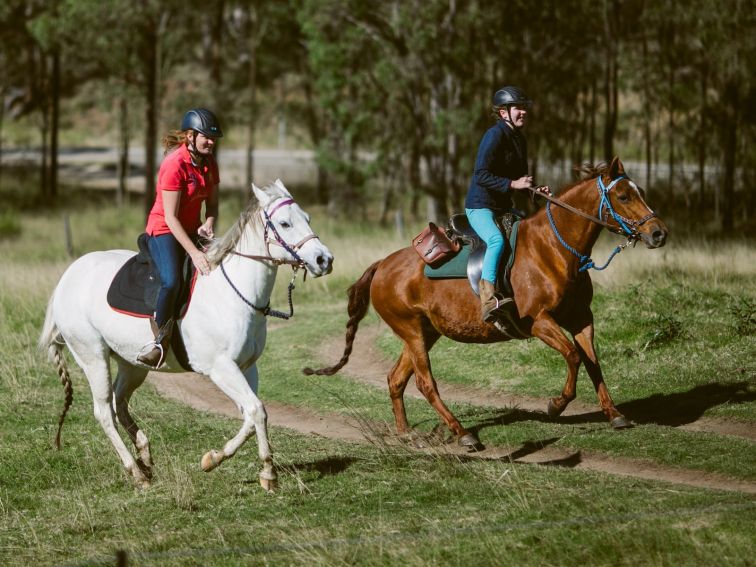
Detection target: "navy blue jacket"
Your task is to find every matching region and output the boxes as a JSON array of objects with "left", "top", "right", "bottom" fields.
[{"left": 465, "top": 120, "right": 528, "bottom": 213}]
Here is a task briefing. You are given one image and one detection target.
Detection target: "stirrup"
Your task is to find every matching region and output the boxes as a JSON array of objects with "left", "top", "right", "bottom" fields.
[
  {"left": 483, "top": 296, "right": 515, "bottom": 322},
  {"left": 137, "top": 341, "right": 166, "bottom": 368}
]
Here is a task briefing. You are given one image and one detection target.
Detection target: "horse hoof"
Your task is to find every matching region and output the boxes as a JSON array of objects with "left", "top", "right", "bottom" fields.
[
  {"left": 259, "top": 475, "right": 278, "bottom": 492},
  {"left": 458, "top": 433, "right": 483, "bottom": 451},
  {"left": 610, "top": 416, "right": 633, "bottom": 429},
  {"left": 547, "top": 398, "right": 564, "bottom": 417},
  {"left": 201, "top": 449, "right": 223, "bottom": 472}
]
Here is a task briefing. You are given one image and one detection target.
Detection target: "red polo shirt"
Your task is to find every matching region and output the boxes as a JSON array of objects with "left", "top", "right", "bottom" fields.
[{"left": 145, "top": 144, "right": 220, "bottom": 236}]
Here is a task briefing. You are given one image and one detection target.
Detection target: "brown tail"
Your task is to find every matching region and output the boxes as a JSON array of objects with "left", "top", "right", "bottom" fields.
[{"left": 303, "top": 260, "right": 382, "bottom": 376}]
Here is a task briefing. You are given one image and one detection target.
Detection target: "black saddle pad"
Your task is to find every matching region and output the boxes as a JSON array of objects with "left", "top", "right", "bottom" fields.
[{"left": 106, "top": 234, "right": 194, "bottom": 318}]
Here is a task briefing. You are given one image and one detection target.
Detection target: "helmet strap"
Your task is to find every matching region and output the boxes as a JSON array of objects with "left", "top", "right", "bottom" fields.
[{"left": 187, "top": 131, "right": 206, "bottom": 166}]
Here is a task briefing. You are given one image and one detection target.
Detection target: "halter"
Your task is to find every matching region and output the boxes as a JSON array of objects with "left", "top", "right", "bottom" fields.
[
  {"left": 221, "top": 196, "right": 321, "bottom": 319},
  {"left": 544, "top": 175, "right": 657, "bottom": 272}
]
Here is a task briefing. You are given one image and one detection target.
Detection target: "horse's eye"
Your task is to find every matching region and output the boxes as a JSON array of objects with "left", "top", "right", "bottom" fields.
[
  {"left": 617, "top": 194, "right": 629, "bottom": 203},
  {"left": 280, "top": 221, "right": 291, "bottom": 229}
]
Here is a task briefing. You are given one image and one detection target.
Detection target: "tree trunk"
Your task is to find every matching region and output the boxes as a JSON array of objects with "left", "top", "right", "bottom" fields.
[
  {"left": 409, "top": 142, "right": 421, "bottom": 218},
  {"left": 116, "top": 94, "right": 129, "bottom": 207},
  {"left": 143, "top": 13, "right": 166, "bottom": 218},
  {"left": 0, "top": 89, "right": 4, "bottom": 191},
  {"left": 589, "top": 76, "right": 597, "bottom": 165},
  {"left": 49, "top": 48, "right": 60, "bottom": 200},
  {"left": 721, "top": 80, "right": 739, "bottom": 231},
  {"left": 602, "top": 0, "right": 618, "bottom": 163},
  {"left": 667, "top": 63, "right": 677, "bottom": 203},
  {"left": 245, "top": 3, "right": 258, "bottom": 192},
  {"left": 641, "top": 21, "right": 652, "bottom": 190},
  {"left": 210, "top": 1, "right": 224, "bottom": 165},
  {"left": 40, "top": 77, "right": 49, "bottom": 199},
  {"left": 697, "top": 63, "right": 708, "bottom": 208}
]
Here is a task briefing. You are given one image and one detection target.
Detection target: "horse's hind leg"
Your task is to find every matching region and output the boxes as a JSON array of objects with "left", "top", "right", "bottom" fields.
[
  {"left": 573, "top": 324, "right": 631, "bottom": 429},
  {"left": 113, "top": 359, "right": 153, "bottom": 478},
  {"left": 70, "top": 347, "right": 149, "bottom": 487},
  {"left": 204, "top": 360, "right": 276, "bottom": 491}
]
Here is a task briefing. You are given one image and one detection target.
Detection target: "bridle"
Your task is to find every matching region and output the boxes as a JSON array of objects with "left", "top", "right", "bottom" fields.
[
  {"left": 229, "top": 197, "right": 320, "bottom": 268},
  {"left": 536, "top": 175, "right": 657, "bottom": 272},
  {"left": 220, "top": 197, "right": 321, "bottom": 319}
]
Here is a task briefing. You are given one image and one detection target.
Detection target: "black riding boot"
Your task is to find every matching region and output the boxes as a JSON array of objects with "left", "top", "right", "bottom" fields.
[{"left": 137, "top": 319, "right": 174, "bottom": 368}]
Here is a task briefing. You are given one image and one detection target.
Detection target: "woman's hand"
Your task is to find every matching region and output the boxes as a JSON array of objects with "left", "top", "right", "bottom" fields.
[
  {"left": 510, "top": 175, "right": 534, "bottom": 190},
  {"left": 197, "top": 221, "right": 215, "bottom": 240},
  {"left": 190, "top": 249, "right": 211, "bottom": 276}
]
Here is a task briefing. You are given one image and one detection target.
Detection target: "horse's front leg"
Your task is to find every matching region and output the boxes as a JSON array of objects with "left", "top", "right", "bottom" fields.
[
  {"left": 572, "top": 323, "right": 632, "bottom": 429},
  {"left": 530, "top": 312, "right": 582, "bottom": 418},
  {"left": 202, "top": 358, "right": 277, "bottom": 491}
]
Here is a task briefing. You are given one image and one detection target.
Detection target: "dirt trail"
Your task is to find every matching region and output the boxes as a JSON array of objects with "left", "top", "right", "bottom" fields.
[
  {"left": 147, "top": 324, "right": 756, "bottom": 494},
  {"left": 318, "top": 324, "right": 756, "bottom": 442}
]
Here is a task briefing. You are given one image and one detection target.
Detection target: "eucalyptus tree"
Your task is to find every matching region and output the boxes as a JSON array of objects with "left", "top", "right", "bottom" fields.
[{"left": 694, "top": 0, "right": 755, "bottom": 230}]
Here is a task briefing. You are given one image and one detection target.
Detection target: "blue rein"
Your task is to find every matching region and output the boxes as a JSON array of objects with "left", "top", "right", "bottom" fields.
[{"left": 546, "top": 176, "right": 637, "bottom": 273}]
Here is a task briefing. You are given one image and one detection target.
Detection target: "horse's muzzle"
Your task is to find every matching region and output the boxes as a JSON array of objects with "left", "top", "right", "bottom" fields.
[
  {"left": 309, "top": 252, "right": 334, "bottom": 277},
  {"left": 640, "top": 220, "right": 669, "bottom": 249}
]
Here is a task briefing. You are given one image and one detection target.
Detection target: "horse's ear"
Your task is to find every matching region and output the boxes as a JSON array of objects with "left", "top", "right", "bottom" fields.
[
  {"left": 274, "top": 178, "right": 292, "bottom": 197},
  {"left": 609, "top": 157, "right": 625, "bottom": 179},
  {"left": 251, "top": 183, "right": 270, "bottom": 205}
]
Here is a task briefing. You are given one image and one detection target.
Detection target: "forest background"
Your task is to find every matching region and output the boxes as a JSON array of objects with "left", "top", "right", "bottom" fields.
[{"left": 0, "top": 0, "right": 754, "bottom": 234}]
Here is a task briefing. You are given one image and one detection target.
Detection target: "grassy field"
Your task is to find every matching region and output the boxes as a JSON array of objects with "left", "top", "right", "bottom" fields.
[{"left": 1, "top": 192, "right": 754, "bottom": 566}]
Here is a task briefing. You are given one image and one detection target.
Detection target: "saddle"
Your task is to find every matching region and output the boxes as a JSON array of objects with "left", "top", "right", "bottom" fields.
[
  {"left": 423, "top": 211, "right": 523, "bottom": 298},
  {"left": 106, "top": 233, "right": 197, "bottom": 371}
]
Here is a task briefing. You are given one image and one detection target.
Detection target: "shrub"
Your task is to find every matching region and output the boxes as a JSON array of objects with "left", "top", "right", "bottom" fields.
[
  {"left": 0, "top": 209, "right": 21, "bottom": 239},
  {"left": 641, "top": 313, "right": 686, "bottom": 351},
  {"left": 728, "top": 296, "right": 756, "bottom": 335}
]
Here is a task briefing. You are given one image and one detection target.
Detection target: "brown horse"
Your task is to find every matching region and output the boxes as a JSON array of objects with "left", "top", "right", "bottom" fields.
[{"left": 306, "top": 158, "right": 668, "bottom": 448}]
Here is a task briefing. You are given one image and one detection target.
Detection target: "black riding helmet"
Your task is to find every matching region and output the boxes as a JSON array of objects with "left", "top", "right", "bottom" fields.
[
  {"left": 492, "top": 86, "right": 532, "bottom": 108},
  {"left": 181, "top": 108, "right": 223, "bottom": 138}
]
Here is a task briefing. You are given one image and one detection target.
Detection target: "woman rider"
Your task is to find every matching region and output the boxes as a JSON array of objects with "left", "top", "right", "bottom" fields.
[
  {"left": 137, "top": 108, "right": 222, "bottom": 367},
  {"left": 465, "top": 86, "right": 550, "bottom": 323}
]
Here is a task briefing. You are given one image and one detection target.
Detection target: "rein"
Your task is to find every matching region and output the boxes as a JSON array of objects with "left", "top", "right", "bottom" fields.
[
  {"left": 529, "top": 186, "right": 624, "bottom": 234},
  {"left": 220, "top": 197, "right": 317, "bottom": 319},
  {"left": 534, "top": 176, "right": 656, "bottom": 272}
]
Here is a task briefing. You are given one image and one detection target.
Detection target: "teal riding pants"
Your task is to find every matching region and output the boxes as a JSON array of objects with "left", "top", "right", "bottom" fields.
[{"left": 465, "top": 207, "right": 504, "bottom": 284}]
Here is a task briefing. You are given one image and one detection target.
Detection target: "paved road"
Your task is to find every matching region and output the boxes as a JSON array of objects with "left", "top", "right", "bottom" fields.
[
  {"left": 1, "top": 146, "right": 722, "bottom": 193},
  {"left": 1, "top": 147, "right": 319, "bottom": 191}
]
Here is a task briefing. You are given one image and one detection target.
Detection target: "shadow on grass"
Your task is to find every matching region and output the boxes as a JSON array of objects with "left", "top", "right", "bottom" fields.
[
  {"left": 463, "top": 380, "right": 755, "bottom": 435},
  {"left": 288, "top": 455, "right": 360, "bottom": 478}
]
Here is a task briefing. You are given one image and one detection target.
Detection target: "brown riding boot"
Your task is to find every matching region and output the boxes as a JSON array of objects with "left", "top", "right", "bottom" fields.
[
  {"left": 479, "top": 279, "right": 515, "bottom": 323},
  {"left": 137, "top": 319, "right": 174, "bottom": 368}
]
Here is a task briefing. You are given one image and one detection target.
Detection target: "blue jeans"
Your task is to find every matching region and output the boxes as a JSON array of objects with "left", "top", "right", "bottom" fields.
[
  {"left": 147, "top": 233, "right": 185, "bottom": 327},
  {"left": 465, "top": 208, "right": 505, "bottom": 284}
]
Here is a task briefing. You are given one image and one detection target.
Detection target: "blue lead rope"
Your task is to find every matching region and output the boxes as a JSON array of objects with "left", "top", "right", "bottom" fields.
[{"left": 546, "top": 201, "right": 629, "bottom": 272}]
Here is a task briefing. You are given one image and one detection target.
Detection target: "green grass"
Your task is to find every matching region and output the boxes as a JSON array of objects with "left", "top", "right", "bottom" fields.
[{"left": 1, "top": 196, "right": 755, "bottom": 566}]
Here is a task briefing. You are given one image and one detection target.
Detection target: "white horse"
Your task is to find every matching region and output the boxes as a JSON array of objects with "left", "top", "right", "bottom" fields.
[{"left": 39, "top": 180, "right": 333, "bottom": 490}]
